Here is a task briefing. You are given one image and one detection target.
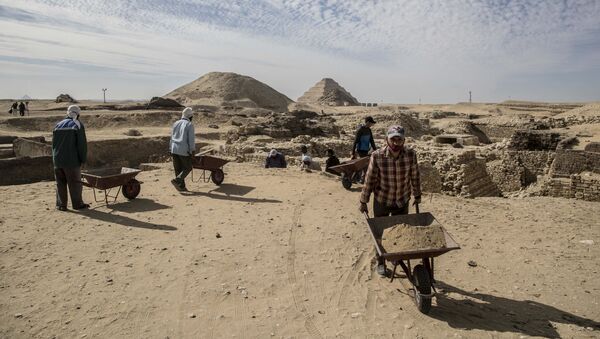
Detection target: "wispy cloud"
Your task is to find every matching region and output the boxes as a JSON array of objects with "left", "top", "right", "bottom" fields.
[{"left": 1, "top": 0, "right": 599, "bottom": 102}]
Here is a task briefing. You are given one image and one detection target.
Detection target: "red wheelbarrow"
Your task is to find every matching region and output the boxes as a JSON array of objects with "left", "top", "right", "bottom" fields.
[
  {"left": 364, "top": 206, "right": 460, "bottom": 314},
  {"left": 192, "top": 152, "right": 229, "bottom": 185},
  {"left": 328, "top": 156, "right": 370, "bottom": 190},
  {"left": 81, "top": 167, "right": 142, "bottom": 204}
]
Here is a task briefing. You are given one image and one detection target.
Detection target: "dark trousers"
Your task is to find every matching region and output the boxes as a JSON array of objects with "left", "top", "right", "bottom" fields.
[
  {"left": 373, "top": 199, "right": 409, "bottom": 264},
  {"left": 172, "top": 154, "right": 192, "bottom": 187},
  {"left": 55, "top": 167, "right": 83, "bottom": 208},
  {"left": 355, "top": 150, "right": 369, "bottom": 182}
]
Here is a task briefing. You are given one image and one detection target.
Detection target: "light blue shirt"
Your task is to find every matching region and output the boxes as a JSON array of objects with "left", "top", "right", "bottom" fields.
[{"left": 170, "top": 118, "right": 195, "bottom": 156}]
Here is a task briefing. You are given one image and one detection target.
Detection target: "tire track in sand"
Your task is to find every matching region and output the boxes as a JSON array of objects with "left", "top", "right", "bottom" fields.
[{"left": 286, "top": 196, "right": 324, "bottom": 338}]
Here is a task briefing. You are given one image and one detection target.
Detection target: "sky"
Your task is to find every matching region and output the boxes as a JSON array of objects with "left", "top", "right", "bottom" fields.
[{"left": 1, "top": 0, "right": 599, "bottom": 103}]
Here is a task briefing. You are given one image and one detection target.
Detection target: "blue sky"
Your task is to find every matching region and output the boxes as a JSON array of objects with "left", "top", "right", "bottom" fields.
[{"left": 1, "top": 0, "right": 599, "bottom": 103}]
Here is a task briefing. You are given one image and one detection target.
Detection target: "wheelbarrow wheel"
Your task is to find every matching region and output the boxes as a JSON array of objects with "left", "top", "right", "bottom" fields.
[
  {"left": 122, "top": 179, "right": 141, "bottom": 200},
  {"left": 341, "top": 175, "right": 352, "bottom": 190},
  {"left": 211, "top": 169, "right": 224, "bottom": 185},
  {"left": 413, "top": 264, "right": 432, "bottom": 314}
]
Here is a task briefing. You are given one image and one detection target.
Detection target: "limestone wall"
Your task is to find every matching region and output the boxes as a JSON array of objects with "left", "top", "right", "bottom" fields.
[
  {"left": 13, "top": 138, "right": 52, "bottom": 158},
  {"left": 0, "top": 156, "right": 54, "bottom": 185}
]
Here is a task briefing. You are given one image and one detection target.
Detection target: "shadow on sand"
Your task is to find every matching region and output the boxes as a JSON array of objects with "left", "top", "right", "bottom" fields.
[
  {"left": 180, "top": 185, "right": 280, "bottom": 204},
  {"left": 77, "top": 208, "right": 177, "bottom": 231},
  {"left": 430, "top": 282, "right": 600, "bottom": 337},
  {"left": 208, "top": 183, "right": 255, "bottom": 196},
  {"left": 107, "top": 198, "right": 171, "bottom": 213}
]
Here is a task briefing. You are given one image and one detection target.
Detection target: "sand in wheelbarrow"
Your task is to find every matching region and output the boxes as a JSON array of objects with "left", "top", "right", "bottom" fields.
[{"left": 381, "top": 224, "right": 447, "bottom": 252}]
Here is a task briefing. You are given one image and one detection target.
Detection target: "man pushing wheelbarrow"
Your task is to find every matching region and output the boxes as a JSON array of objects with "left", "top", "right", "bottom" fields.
[{"left": 359, "top": 125, "right": 422, "bottom": 276}]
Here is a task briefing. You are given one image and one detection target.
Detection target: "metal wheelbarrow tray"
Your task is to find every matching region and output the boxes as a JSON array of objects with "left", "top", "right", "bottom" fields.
[
  {"left": 192, "top": 153, "right": 230, "bottom": 185},
  {"left": 364, "top": 211, "right": 460, "bottom": 314},
  {"left": 328, "top": 156, "right": 370, "bottom": 189},
  {"left": 81, "top": 167, "right": 142, "bottom": 204}
]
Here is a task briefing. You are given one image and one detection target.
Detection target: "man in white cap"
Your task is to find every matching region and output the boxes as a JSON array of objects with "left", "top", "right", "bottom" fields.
[
  {"left": 265, "top": 149, "right": 287, "bottom": 168},
  {"left": 52, "top": 105, "right": 89, "bottom": 211},
  {"left": 169, "top": 107, "right": 195, "bottom": 191},
  {"left": 359, "top": 125, "right": 422, "bottom": 276}
]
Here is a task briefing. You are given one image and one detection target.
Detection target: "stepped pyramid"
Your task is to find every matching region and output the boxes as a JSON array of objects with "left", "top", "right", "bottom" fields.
[{"left": 297, "top": 78, "right": 359, "bottom": 106}]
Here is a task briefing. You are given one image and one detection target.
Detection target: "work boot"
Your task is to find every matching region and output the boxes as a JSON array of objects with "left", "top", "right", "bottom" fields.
[
  {"left": 73, "top": 203, "right": 90, "bottom": 210},
  {"left": 171, "top": 179, "right": 183, "bottom": 191}
]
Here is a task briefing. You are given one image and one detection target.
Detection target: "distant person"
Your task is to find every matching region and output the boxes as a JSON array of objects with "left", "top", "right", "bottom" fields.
[
  {"left": 359, "top": 125, "right": 421, "bottom": 276},
  {"left": 352, "top": 116, "right": 377, "bottom": 182},
  {"left": 10, "top": 102, "right": 18, "bottom": 115},
  {"left": 18, "top": 102, "right": 25, "bottom": 116},
  {"left": 299, "top": 145, "right": 321, "bottom": 171},
  {"left": 325, "top": 148, "right": 341, "bottom": 175},
  {"left": 52, "top": 105, "right": 89, "bottom": 211},
  {"left": 25, "top": 101, "right": 30, "bottom": 116},
  {"left": 169, "top": 107, "right": 195, "bottom": 191},
  {"left": 265, "top": 149, "right": 287, "bottom": 168}
]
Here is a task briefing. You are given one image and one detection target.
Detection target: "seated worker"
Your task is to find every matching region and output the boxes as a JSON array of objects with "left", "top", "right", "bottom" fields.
[
  {"left": 265, "top": 149, "right": 287, "bottom": 168},
  {"left": 299, "top": 145, "right": 321, "bottom": 171},
  {"left": 325, "top": 148, "right": 341, "bottom": 175}
]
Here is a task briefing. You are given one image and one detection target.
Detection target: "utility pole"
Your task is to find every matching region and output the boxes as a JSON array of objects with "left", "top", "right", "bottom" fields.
[
  {"left": 102, "top": 88, "right": 107, "bottom": 103},
  {"left": 469, "top": 90, "right": 472, "bottom": 104}
]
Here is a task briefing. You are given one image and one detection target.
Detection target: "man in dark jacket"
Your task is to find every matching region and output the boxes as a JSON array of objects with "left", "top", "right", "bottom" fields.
[
  {"left": 18, "top": 102, "right": 26, "bottom": 116},
  {"left": 352, "top": 116, "right": 377, "bottom": 158},
  {"left": 265, "top": 149, "right": 287, "bottom": 168},
  {"left": 352, "top": 116, "right": 377, "bottom": 182},
  {"left": 52, "top": 105, "right": 89, "bottom": 211}
]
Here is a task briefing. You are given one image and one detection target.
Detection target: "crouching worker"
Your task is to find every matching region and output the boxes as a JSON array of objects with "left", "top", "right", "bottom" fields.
[
  {"left": 170, "top": 107, "right": 195, "bottom": 191},
  {"left": 358, "top": 125, "right": 422, "bottom": 276},
  {"left": 52, "top": 105, "right": 89, "bottom": 211},
  {"left": 265, "top": 149, "right": 287, "bottom": 168},
  {"left": 325, "top": 148, "right": 341, "bottom": 175}
]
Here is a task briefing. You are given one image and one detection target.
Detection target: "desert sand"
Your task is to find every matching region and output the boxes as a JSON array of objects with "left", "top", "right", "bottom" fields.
[{"left": 1, "top": 162, "right": 599, "bottom": 338}]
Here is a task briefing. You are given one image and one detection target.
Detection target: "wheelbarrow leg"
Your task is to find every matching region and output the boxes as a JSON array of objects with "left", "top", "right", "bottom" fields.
[{"left": 390, "top": 262, "right": 398, "bottom": 283}]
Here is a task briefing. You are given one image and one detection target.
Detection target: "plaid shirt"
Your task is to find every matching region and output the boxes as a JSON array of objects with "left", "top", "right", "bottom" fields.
[{"left": 360, "top": 145, "right": 421, "bottom": 206}]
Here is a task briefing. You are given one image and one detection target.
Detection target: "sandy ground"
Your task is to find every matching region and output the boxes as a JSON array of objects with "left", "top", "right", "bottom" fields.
[{"left": 1, "top": 162, "right": 599, "bottom": 338}]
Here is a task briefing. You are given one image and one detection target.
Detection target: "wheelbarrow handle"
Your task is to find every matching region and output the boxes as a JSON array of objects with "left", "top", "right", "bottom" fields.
[{"left": 415, "top": 203, "right": 420, "bottom": 214}]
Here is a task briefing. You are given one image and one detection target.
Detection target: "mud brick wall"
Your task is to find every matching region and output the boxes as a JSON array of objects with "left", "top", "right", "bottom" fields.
[
  {"left": 0, "top": 156, "right": 54, "bottom": 185},
  {"left": 486, "top": 158, "right": 523, "bottom": 192},
  {"left": 508, "top": 130, "right": 562, "bottom": 151},
  {"left": 585, "top": 142, "right": 600, "bottom": 153},
  {"left": 543, "top": 174, "right": 600, "bottom": 201},
  {"left": 458, "top": 158, "right": 501, "bottom": 198},
  {"left": 550, "top": 150, "right": 600, "bottom": 177}
]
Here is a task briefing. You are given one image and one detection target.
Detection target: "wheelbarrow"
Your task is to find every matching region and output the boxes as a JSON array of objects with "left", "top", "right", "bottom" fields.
[
  {"left": 81, "top": 167, "right": 142, "bottom": 204},
  {"left": 192, "top": 151, "right": 230, "bottom": 185},
  {"left": 328, "top": 156, "right": 370, "bottom": 190},
  {"left": 363, "top": 206, "right": 460, "bottom": 314}
]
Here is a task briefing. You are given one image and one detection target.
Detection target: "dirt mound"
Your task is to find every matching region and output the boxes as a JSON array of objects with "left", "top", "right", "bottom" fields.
[
  {"left": 55, "top": 94, "right": 77, "bottom": 103},
  {"left": 147, "top": 97, "right": 183, "bottom": 109},
  {"left": 554, "top": 103, "right": 600, "bottom": 118},
  {"left": 297, "top": 78, "right": 359, "bottom": 106},
  {"left": 164, "top": 72, "right": 293, "bottom": 112},
  {"left": 382, "top": 224, "right": 446, "bottom": 252}
]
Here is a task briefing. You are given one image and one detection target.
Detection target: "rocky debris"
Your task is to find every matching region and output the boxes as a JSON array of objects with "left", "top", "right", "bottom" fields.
[
  {"left": 297, "top": 78, "right": 359, "bottom": 106},
  {"left": 124, "top": 129, "right": 142, "bottom": 136},
  {"left": 55, "top": 94, "right": 77, "bottom": 103},
  {"left": 146, "top": 97, "right": 183, "bottom": 109},
  {"left": 229, "top": 112, "right": 339, "bottom": 141},
  {"left": 164, "top": 72, "right": 293, "bottom": 112},
  {"left": 508, "top": 130, "right": 563, "bottom": 151}
]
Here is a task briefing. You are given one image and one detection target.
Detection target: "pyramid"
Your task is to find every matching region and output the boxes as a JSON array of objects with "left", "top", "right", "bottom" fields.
[
  {"left": 297, "top": 78, "right": 359, "bottom": 106},
  {"left": 164, "top": 72, "right": 293, "bottom": 112}
]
